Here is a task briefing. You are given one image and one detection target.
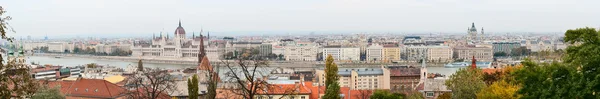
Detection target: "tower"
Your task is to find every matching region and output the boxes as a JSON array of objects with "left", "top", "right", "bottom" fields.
[
  {"left": 174, "top": 20, "right": 186, "bottom": 39},
  {"left": 471, "top": 56, "right": 477, "bottom": 69},
  {"left": 481, "top": 27, "right": 485, "bottom": 41},
  {"left": 17, "top": 43, "right": 25, "bottom": 64},
  {"left": 198, "top": 33, "right": 206, "bottom": 64},
  {"left": 468, "top": 22, "right": 478, "bottom": 42},
  {"left": 7, "top": 43, "right": 14, "bottom": 60}
]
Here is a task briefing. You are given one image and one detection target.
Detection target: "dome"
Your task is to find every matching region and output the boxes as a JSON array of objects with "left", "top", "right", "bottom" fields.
[
  {"left": 469, "top": 23, "right": 477, "bottom": 32},
  {"left": 174, "top": 20, "right": 186, "bottom": 35}
]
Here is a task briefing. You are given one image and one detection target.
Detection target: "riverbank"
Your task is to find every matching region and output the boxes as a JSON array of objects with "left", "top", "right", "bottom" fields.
[
  {"left": 31, "top": 53, "right": 448, "bottom": 67},
  {"left": 32, "top": 53, "right": 198, "bottom": 65}
]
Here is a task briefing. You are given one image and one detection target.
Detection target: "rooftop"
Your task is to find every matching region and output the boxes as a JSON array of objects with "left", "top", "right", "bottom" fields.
[
  {"left": 338, "top": 68, "right": 384, "bottom": 76},
  {"left": 46, "top": 78, "right": 128, "bottom": 98}
]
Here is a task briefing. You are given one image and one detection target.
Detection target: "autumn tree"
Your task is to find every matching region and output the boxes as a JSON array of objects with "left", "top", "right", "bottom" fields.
[
  {"left": 437, "top": 93, "right": 451, "bottom": 99},
  {"left": 322, "top": 54, "right": 341, "bottom": 99},
  {"left": 476, "top": 80, "right": 520, "bottom": 99},
  {"left": 477, "top": 64, "right": 521, "bottom": 99},
  {"left": 0, "top": 6, "right": 38, "bottom": 98},
  {"left": 444, "top": 68, "right": 485, "bottom": 99},
  {"left": 188, "top": 74, "right": 199, "bottom": 99}
]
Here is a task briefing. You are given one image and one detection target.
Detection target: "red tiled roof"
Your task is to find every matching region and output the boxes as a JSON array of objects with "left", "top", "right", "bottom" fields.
[
  {"left": 307, "top": 82, "right": 372, "bottom": 99},
  {"left": 198, "top": 56, "right": 213, "bottom": 71},
  {"left": 389, "top": 68, "right": 421, "bottom": 77},
  {"left": 31, "top": 66, "right": 61, "bottom": 73},
  {"left": 47, "top": 78, "right": 128, "bottom": 98},
  {"left": 257, "top": 82, "right": 312, "bottom": 95},
  {"left": 198, "top": 56, "right": 221, "bottom": 82}
]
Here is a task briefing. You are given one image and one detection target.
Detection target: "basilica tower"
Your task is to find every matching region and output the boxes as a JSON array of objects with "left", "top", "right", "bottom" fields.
[{"left": 468, "top": 23, "right": 478, "bottom": 42}]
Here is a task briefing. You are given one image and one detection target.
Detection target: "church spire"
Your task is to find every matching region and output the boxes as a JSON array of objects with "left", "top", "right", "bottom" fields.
[
  {"left": 481, "top": 27, "right": 484, "bottom": 34},
  {"left": 471, "top": 56, "right": 477, "bottom": 69},
  {"left": 178, "top": 19, "right": 182, "bottom": 27},
  {"left": 198, "top": 33, "right": 206, "bottom": 64}
]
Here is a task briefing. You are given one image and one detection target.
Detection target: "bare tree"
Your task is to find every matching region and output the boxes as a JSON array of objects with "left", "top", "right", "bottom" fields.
[
  {"left": 126, "top": 68, "right": 176, "bottom": 99},
  {"left": 220, "top": 48, "right": 277, "bottom": 99},
  {"left": 221, "top": 58, "right": 270, "bottom": 99}
]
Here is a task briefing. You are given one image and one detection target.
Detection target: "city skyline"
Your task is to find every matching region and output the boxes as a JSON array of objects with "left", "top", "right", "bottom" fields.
[{"left": 3, "top": 0, "right": 600, "bottom": 38}]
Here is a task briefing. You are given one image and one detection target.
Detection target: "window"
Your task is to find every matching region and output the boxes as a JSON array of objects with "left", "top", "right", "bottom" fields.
[
  {"left": 426, "top": 92, "right": 435, "bottom": 97},
  {"left": 301, "top": 96, "right": 306, "bottom": 99}
]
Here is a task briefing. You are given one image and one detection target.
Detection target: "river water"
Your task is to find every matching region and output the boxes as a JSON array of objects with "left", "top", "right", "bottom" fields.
[
  {"left": 26, "top": 56, "right": 460, "bottom": 76},
  {"left": 27, "top": 56, "right": 196, "bottom": 69}
]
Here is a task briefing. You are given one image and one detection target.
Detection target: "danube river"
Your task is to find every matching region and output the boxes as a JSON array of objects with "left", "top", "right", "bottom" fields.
[
  {"left": 27, "top": 56, "right": 196, "bottom": 69},
  {"left": 26, "top": 56, "right": 460, "bottom": 76}
]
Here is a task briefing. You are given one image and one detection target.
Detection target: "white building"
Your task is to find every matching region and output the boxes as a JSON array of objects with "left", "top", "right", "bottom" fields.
[
  {"left": 272, "top": 45, "right": 285, "bottom": 55},
  {"left": 95, "top": 43, "right": 131, "bottom": 54},
  {"left": 366, "top": 44, "right": 384, "bottom": 61},
  {"left": 322, "top": 45, "right": 360, "bottom": 61},
  {"left": 47, "top": 42, "right": 67, "bottom": 53},
  {"left": 526, "top": 40, "right": 554, "bottom": 52},
  {"left": 131, "top": 21, "right": 220, "bottom": 60},
  {"left": 426, "top": 46, "right": 453, "bottom": 62},
  {"left": 402, "top": 45, "right": 453, "bottom": 62},
  {"left": 454, "top": 46, "right": 493, "bottom": 61},
  {"left": 24, "top": 42, "right": 47, "bottom": 50},
  {"left": 284, "top": 44, "right": 319, "bottom": 61}
]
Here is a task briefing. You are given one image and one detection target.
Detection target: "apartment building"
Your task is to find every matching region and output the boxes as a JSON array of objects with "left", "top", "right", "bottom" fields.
[
  {"left": 315, "top": 67, "right": 390, "bottom": 90},
  {"left": 382, "top": 44, "right": 401, "bottom": 62},
  {"left": 47, "top": 42, "right": 67, "bottom": 53},
  {"left": 426, "top": 46, "right": 453, "bottom": 62},
  {"left": 492, "top": 42, "right": 520, "bottom": 54},
  {"left": 388, "top": 66, "right": 421, "bottom": 92},
  {"left": 285, "top": 45, "right": 319, "bottom": 61},
  {"left": 366, "top": 44, "right": 383, "bottom": 61},
  {"left": 454, "top": 46, "right": 493, "bottom": 61},
  {"left": 402, "top": 45, "right": 453, "bottom": 62},
  {"left": 401, "top": 45, "right": 429, "bottom": 61},
  {"left": 322, "top": 45, "right": 360, "bottom": 61}
]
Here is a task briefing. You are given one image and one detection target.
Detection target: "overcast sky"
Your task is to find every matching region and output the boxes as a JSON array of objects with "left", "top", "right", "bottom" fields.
[{"left": 2, "top": 0, "right": 600, "bottom": 38}]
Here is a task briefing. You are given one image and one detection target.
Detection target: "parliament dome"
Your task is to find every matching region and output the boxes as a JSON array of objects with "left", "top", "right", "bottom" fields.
[{"left": 174, "top": 20, "right": 186, "bottom": 35}]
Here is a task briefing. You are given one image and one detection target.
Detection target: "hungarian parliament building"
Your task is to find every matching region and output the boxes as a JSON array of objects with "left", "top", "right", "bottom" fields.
[{"left": 131, "top": 21, "right": 221, "bottom": 61}]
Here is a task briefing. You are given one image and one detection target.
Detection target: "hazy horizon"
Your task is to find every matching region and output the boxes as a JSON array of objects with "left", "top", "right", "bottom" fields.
[{"left": 3, "top": 0, "right": 599, "bottom": 38}]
